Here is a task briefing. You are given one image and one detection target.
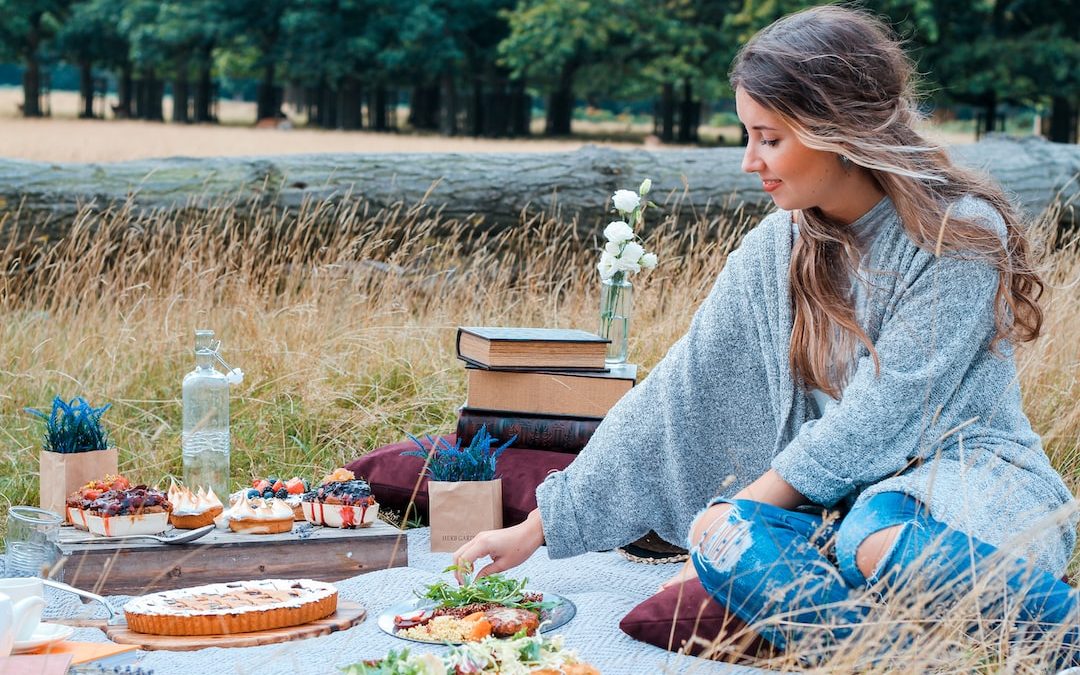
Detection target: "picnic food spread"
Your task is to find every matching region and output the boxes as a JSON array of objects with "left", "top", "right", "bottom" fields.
[
  {"left": 301, "top": 468, "right": 379, "bottom": 529},
  {"left": 123, "top": 578, "right": 338, "bottom": 635},
  {"left": 66, "top": 476, "right": 172, "bottom": 536},
  {"left": 216, "top": 494, "right": 296, "bottom": 534},
  {"left": 344, "top": 633, "right": 599, "bottom": 674},
  {"left": 167, "top": 484, "right": 224, "bottom": 529},
  {"left": 240, "top": 475, "right": 310, "bottom": 520},
  {"left": 392, "top": 571, "right": 553, "bottom": 643}
]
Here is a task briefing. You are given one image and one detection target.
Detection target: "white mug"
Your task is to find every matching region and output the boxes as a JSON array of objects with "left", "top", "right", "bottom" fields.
[
  {"left": 0, "top": 578, "right": 46, "bottom": 642},
  {"left": 0, "top": 592, "right": 13, "bottom": 656}
]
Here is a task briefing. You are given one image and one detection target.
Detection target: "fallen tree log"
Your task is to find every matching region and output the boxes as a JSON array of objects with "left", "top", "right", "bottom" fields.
[{"left": 0, "top": 135, "right": 1076, "bottom": 234}]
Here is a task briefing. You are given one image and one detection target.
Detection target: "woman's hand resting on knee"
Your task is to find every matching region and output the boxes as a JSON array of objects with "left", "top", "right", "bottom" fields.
[
  {"left": 452, "top": 508, "right": 546, "bottom": 584},
  {"left": 659, "top": 502, "right": 732, "bottom": 591}
]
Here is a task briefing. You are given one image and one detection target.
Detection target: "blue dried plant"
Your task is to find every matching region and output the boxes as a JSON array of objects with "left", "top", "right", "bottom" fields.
[
  {"left": 401, "top": 426, "right": 516, "bottom": 482},
  {"left": 25, "top": 396, "right": 112, "bottom": 454}
]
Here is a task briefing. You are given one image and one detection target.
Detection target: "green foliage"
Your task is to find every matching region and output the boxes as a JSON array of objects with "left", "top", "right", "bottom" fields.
[
  {"left": 25, "top": 396, "right": 111, "bottom": 455},
  {"left": 419, "top": 565, "right": 554, "bottom": 612}
]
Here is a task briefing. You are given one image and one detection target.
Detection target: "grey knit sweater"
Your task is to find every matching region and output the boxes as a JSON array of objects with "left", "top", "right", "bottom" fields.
[{"left": 535, "top": 196, "right": 1076, "bottom": 574}]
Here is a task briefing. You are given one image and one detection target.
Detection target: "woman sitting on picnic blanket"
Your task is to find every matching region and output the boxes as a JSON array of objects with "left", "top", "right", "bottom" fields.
[{"left": 455, "top": 4, "right": 1078, "bottom": 662}]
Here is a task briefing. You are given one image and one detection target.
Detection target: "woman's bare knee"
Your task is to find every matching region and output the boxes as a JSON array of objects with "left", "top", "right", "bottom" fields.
[{"left": 856, "top": 524, "right": 905, "bottom": 580}]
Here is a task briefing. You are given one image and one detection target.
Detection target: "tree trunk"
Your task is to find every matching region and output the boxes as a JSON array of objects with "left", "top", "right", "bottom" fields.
[
  {"left": 509, "top": 80, "right": 530, "bottom": 137},
  {"left": 982, "top": 90, "right": 998, "bottom": 139},
  {"left": 1049, "top": 96, "right": 1077, "bottom": 144},
  {"left": 660, "top": 83, "right": 674, "bottom": 143},
  {"left": 677, "top": 80, "right": 699, "bottom": 144},
  {"left": 146, "top": 75, "right": 164, "bottom": 122},
  {"left": 256, "top": 63, "right": 279, "bottom": 121},
  {"left": 194, "top": 45, "right": 214, "bottom": 123},
  {"left": 172, "top": 66, "right": 190, "bottom": 123},
  {"left": 21, "top": 17, "right": 42, "bottom": 118},
  {"left": 468, "top": 76, "right": 484, "bottom": 137},
  {"left": 371, "top": 84, "right": 387, "bottom": 131},
  {"left": 133, "top": 77, "right": 146, "bottom": 119},
  {"left": 439, "top": 71, "right": 457, "bottom": 136},
  {"left": 116, "top": 64, "right": 133, "bottom": 119},
  {"left": 79, "top": 60, "right": 95, "bottom": 119},
  {"left": 4, "top": 138, "right": 1075, "bottom": 232},
  {"left": 338, "top": 79, "right": 362, "bottom": 130}
]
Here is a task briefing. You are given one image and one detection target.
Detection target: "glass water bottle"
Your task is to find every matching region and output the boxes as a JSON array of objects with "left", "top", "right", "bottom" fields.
[{"left": 182, "top": 329, "right": 231, "bottom": 499}]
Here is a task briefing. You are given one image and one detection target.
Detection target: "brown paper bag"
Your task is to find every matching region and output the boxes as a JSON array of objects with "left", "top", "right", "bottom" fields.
[
  {"left": 428, "top": 478, "right": 503, "bottom": 553},
  {"left": 39, "top": 447, "right": 119, "bottom": 518}
]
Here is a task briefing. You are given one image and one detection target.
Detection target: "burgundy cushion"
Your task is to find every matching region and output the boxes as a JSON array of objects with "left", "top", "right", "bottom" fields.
[
  {"left": 619, "top": 578, "right": 776, "bottom": 660},
  {"left": 345, "top": 434, "right": 575, "bottom": 527}
]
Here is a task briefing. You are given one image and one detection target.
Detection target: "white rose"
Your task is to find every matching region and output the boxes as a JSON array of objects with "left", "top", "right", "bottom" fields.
[
  {"left": 604, "top": 241, "right": 622, "bottom": 256},
  {"left": 611, "top": 189, "right": 640, "bottom": 214},
  {"left": 640, "top": 252, "right": 658, "bottom": 269},
  {"left": 603, "top": 220, "right": 634, "bottom": 244},
  {"left": 597, "top": 251, "right": 617, "bottom": 280},
  {"left": 613, "top": 256, "right": 642, "bottom": 274},
  {"left": 639, "top": 178, "right": 652, "bottom": 196},
  {"left": 620, "top": 241, "right": 645, "bottom": 264}
]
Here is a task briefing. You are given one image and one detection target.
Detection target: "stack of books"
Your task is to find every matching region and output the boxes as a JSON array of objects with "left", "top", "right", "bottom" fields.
[{"left": 455, "top": 327, "right": 637, "bottom": 453}]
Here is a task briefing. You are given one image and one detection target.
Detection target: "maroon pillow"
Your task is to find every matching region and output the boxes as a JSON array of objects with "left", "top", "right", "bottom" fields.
[
  {"left": 619, "top": 578, "right": 776, "bottom": 660},
  {"left": 345, "top": 434, "right": 575, "bottom": 527}
]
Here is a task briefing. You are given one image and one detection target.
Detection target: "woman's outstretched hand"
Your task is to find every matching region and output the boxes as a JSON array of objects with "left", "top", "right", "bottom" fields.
[{"left": 452, "top": 508, "right": 546, "bottom": 584}]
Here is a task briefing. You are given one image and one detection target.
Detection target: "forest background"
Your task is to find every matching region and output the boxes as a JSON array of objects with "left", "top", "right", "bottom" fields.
[{"left": 0, "top": 0, "right": 1078, "bottom": 147}]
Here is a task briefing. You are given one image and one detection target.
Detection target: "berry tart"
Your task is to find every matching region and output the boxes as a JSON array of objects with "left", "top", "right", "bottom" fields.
[
  {"left": 65, "top": 474, "right": 132, "bottom": 528},
  {"left": 82, "top": 485, "right": 171, "bottom": 537},
  {"left": 236, "top": 476, "right": 309, "bottom": 520},
  {"left": 215, "top": 495, "right": 295, "bottom": 534},
  {"left": 301, "top": 468, "right": 379, "bottom": 529},
  {"left": 123, "top": 578, "right": 338, "bottom": 636},
  {"left": 167, "top": 484, "right": 225, "bottom": 529}
]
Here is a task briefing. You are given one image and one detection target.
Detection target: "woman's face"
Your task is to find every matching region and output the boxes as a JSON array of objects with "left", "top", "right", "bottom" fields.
[{"left": 735, "top": 88, "right": 851, "bottom": 219}]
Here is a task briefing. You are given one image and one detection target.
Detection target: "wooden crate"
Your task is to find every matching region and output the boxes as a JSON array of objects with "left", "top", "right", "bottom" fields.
[{"left": 59, "top": 521, "right": 409, "bottom": 596}]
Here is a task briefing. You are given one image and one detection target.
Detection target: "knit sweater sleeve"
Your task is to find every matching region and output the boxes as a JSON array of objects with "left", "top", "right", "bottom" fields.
[
  {"left": 535, "top": 218, "right": 785, "bottom": 558},
  {"left": 771, "top": 202, "right": 1006, "bottom": 507}
]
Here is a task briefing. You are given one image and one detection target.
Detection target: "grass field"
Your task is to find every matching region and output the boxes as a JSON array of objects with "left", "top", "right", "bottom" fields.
[
  {"left": 1, "top": 193, "right": 1077, "bottom": 670},
  {"left": 0, "top": 88, "right": 978, "bottom": 162}
]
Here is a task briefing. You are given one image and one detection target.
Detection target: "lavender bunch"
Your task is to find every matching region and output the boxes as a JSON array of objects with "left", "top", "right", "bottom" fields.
[{"left": 402, "top": 426, "right": 515, "bottom": 482}]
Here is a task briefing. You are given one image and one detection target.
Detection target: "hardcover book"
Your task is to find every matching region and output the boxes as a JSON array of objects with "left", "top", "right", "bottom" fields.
[
  {"left": 456, "top": 326, "right": 609, "bottom": 371},
  {"left": 465, "top": 363, "right": 636, "bottom": 418},
  {"left": 456, "top": 407, "right": 603, "bottom": 454}
]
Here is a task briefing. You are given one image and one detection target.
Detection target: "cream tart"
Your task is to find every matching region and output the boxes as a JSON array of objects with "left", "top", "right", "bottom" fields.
[
  {"left": 216, "top": 495, "right": 295, "bottom": 534},
  {"left": 168, "top": 484, "right": 225, "bottom": 529},
  {"left": 301, "top": 468, "right": 378, "bottom": 529},
  {"left": 123, "top": 578, "right": 338, "bottom": 635}
]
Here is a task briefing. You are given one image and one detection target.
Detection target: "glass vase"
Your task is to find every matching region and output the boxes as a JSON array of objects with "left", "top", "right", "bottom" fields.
[{"left": 599, "top": 277, "right": 633, "bottom": 364}]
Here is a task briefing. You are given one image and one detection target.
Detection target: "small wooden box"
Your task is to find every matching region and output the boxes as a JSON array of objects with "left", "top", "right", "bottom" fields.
[{"left": 59, "top": 521, "right": 408, "bottom": 596}]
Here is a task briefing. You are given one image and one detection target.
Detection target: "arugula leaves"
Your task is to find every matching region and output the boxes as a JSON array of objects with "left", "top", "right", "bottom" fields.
[{"left": 416, "top": 564, "right": 555, "bottom": 613}]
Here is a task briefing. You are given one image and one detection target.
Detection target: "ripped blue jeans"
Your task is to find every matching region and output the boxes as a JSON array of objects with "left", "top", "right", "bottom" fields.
[{"left": 690, "top": 492, "right": 1080, "bottom": 664}]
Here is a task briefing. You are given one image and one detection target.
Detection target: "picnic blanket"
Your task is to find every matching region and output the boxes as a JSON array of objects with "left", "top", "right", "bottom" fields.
[{"left": 38, "top": 528, "right": 771, "bottom": 675}]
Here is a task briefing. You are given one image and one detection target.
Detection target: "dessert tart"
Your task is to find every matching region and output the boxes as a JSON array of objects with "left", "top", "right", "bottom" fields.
[
  {"left": 65, "top": 474, "right": 132, "bottom": 528},
  {"left": 301, "top": 468, "right": 379, "bottom": 529},
  {"left": 82, "top": 485, "right": 171, "bottom": 537},
  {"left": 216, "top": 495, "right": 295, "bottom": 534},
  {"left": 123, "top": 578, "right": 338, "bottom": 636},
  {"left": 168, "top": 484, "right": 225, "bottom": 529},
  {"left": 236, "top": 476, "right": 309, "bottom": 520}
]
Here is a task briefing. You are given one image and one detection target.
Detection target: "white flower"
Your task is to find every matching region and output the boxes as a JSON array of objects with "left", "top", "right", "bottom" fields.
[
  {"left": 612, "top": 189, "right": 640, "bottom": 214},
  {"left": 640, "top": 252, "right": 658, "bottom": 270},
  {"left": 597, "top": 251, "right": 618, "bottom": 281},
  {"left": 639, "top": 178, "right": 652, "bottom": 196},
  {"left": 604, "top": 220, "right": 634, "bottom": 244},
  {"left": 620, "top": 241, "right": 645, "bottom": 264},
  {"left": 604, "top": 241, "right": 621, "bottom": 256}
]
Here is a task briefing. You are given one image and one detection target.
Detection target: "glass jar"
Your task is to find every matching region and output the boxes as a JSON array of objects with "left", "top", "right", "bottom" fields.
[
  {"left": 599, "top": 276, "right": 633, "bottom": 364},
  {"left": 182, "top": 330, "right": 231, "bottom": 499},
  {"left": 4, "top": 506, "right": 64, "bottom": 579}
]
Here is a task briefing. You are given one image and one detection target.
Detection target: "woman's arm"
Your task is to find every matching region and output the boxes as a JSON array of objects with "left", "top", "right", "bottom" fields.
[{"left": 732, "top": 469, "right": 808, "bottom": 509}]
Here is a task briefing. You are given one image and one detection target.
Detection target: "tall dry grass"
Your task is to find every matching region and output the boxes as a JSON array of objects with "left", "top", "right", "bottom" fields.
[{"left": 0, "top": 194, "right": 1077, "bottom": 671}]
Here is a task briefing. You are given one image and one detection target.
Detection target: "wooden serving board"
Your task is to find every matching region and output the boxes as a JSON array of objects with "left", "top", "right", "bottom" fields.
[
  {"left": 59, "top": 521, "right": 408, "bottom": 596},
  {"left": 101, "top": 601, "right": 366, "bottom": 651}
]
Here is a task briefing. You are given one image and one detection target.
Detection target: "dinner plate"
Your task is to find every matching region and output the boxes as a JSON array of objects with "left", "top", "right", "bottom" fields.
[
  {"left": 12, "top": 622, "right": 75, "bottom": 653},
  {"left": 378, "top": 591, "right": 577, "bottom": 645}
]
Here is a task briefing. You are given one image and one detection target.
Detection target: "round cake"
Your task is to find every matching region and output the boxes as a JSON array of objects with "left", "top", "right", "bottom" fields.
[{"left": 123, "top": 579, "right": 338, "bottom": 635}]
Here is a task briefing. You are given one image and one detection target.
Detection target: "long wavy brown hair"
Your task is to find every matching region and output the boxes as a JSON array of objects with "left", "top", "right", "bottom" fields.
[{"left": 730, "top": 5, "right": 1044, "bottom": 399}]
